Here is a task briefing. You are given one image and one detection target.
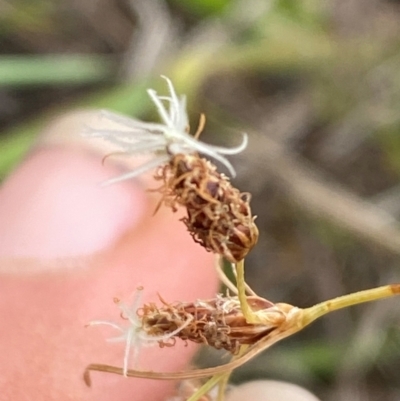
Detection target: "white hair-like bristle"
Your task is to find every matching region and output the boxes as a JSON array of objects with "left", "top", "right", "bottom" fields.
[
  {"left": 84, "top": 76, "right": 248, "bottom": 183},
  {"left": 87, "top": 288, "right": 193, "bottom": 377}
]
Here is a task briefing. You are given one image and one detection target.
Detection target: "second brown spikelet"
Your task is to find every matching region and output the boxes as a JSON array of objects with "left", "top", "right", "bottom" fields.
[{"left": 141, "top": 294, "right": 281, "bottom": 354}]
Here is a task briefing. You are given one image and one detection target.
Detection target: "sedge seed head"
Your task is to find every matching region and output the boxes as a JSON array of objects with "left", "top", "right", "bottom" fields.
[
  {"left": 89, "top": 291, "right": 288, "bottom": 377},
  {"left": 154, "top": 153, "right": 259, "bottom": 262},
  {"left": 85, "top": 76, "right": 258, "bottom": 261},
  {"left": 141, "top": 294, "right": 285, "bottom": 354}
]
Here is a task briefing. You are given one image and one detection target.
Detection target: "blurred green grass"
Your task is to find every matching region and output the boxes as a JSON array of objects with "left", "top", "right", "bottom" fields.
[
  {"left": 0, "top": 55, "right": 114, "bottom": 87},
  {"left": 0, "top": 0, "right": 331, "bottom": 178}
]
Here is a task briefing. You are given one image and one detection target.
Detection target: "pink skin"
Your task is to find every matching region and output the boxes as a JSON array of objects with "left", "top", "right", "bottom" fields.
[{"left": 0, "top": 143, "right": 217, "bottom": 400}]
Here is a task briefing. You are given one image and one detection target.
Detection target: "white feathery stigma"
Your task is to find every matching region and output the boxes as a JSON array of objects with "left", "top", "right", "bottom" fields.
[
  {"left": 87, "top": 287, "right": 193, "bottom": 377},
  {"left": 84, "top": 76, "right": 248, "bottom": 185}
]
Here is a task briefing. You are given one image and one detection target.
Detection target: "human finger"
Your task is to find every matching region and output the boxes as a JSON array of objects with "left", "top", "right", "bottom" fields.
[{"left": 0, "top": 111, "right": 217, "bottom": 401}]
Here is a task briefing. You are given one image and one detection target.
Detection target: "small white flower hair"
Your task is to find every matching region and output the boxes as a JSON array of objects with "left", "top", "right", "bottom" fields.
[
  {"left": 84, "top": 76, "right": 248, "bottom": 185},
  {"left": 87, "top": 288, "right": 193, "bottom": 377}
]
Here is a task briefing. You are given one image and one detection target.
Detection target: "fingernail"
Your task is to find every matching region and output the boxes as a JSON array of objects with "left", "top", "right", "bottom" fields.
[{"left": 0, "top": 111, "right": 147, "bottom": 260}]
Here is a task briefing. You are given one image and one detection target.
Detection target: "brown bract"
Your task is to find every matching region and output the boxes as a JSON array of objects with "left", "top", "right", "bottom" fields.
[
  {"left": 140, "top": 294, "right": 285, "bottom": 354},
  {"left": 154, "top": 153, "right": 259, "bottom": 262}
]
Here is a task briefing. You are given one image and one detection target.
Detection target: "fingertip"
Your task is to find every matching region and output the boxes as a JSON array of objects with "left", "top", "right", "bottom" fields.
[
  {"left": 0, "top": 147, "right": 147, "bottom": 261},
  {"left": 0, "top": 108, "right": 151, "bottom": 263}
]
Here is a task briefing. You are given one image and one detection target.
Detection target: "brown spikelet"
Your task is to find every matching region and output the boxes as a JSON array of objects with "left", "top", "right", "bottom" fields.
[
  {"left": 154, "top": 153, "right": 259, "bottom": 262},
  {"left": 139, "top": 295, "right": 284, "bottom": 354}
]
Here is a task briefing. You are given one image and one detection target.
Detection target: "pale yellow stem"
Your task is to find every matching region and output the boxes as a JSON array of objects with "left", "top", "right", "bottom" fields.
[
  {"left": 193, "top": 113, "right": 206, "bottom": 139},
  {"left": 215, "top": 256, "right": 238, "bottom": 295},
  {"left": 231, "top": 263, "right": 257, "bottom": 295},
  {"left": 216, "top": 372, "right": 230, "bottom": 401},
  {"left": 216, "top": 345, "right": 248, "bottom": 401},
  {"left": 301, "top": 284, "right": 400, "bottom": 327},
  {"left": 236, "top": 260, "right": 265, "bottom": 324},
  {"left": 186, "top": 373, "right": 225, "bottom": 401},
  {"left": 184, "top": 345, "right": 250, "bottom": 401}
]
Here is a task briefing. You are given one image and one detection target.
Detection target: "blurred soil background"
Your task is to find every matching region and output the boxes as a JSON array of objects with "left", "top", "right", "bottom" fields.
[{"left": 1, "top": 0, "right": 400, "bottom": 400}]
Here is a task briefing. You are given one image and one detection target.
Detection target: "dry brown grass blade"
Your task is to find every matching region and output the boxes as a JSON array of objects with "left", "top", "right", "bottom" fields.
[{"left": 83, "top": 326, "right": 298, "bottom": 385}]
